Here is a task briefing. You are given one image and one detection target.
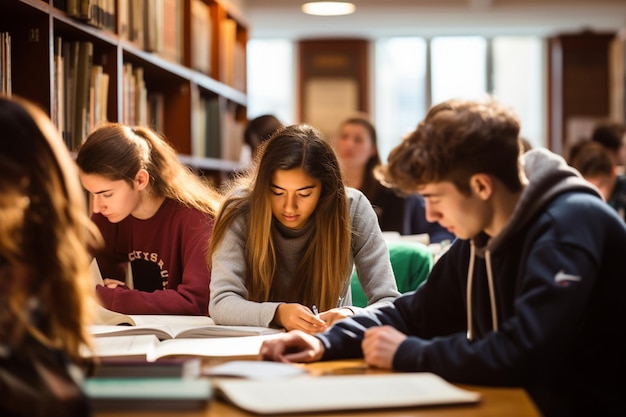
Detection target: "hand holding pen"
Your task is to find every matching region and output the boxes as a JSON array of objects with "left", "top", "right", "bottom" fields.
[
  {"left": 274, "top": 302, "right": 327, "bottom": 334},
  {"left": 311, "top": 304, "right": 319, "bottom": 316}
]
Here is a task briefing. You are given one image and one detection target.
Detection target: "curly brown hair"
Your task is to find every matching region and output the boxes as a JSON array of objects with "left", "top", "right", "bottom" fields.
[{"left": 376, "top": 97, "right": 523, "bottom": 196}]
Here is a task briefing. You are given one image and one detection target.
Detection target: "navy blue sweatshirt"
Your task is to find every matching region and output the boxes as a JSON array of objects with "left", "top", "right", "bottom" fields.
[{"left": 317, "top": 148, "right": 626, "bottom": 416}]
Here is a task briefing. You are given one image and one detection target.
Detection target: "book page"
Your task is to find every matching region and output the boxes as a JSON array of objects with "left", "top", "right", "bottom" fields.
[
  {"left": 205, "top": 360, "right": 306, "bottom": 379},
  {"left": 174, "top": 324, "right": 283, "bottom": 338},
  {"left": 152, "top": 334, "right": 281, "bottom": 361},
  {"left": 215, "top": 373, "right": 481, "bottom": 415},
  {"left": 90, "top": 258, "right": 104, "bottom": 286},
  {"left": 90, "top": 324, "right": 174, "bottom": 340},
  {"left": 94, "top": 304, "right": 136, "bottom": 326},
  {"left": 91, "top": 313, "right": 214, "bottom": 331},
  {"left": 85, "top": 334, "right": 160, "bottom": 360},
  {"left": 86, "top": 334, "right": 283, "bottom": 362},
  {"left": 90, "top": 314, "right": 283, "bottom": 339}
]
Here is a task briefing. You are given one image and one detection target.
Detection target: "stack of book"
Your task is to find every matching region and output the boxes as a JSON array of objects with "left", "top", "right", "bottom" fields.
[{"left": 84, "top": 305, "right": 283, "bottom": 410}]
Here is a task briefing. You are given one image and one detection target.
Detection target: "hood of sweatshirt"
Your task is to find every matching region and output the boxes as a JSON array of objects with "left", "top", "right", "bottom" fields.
[
  {"left": 473, "top": 147, "right": 600, "bottom": 255},
  {"left": 465, "top": 148, "right": 600, "bottom": 340}
]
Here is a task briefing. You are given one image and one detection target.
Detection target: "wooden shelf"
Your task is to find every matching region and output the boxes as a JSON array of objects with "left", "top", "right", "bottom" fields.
[
  {"left": 547, "top": 31, "right": 616, "bottom": 156},
  {"left": 0, "top": 0, "right": 248, "bottom": 180}
]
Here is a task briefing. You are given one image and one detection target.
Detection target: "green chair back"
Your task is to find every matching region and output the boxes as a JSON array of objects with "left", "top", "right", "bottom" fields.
[{"left": 351, "top": 240, "right": 433, "bottom": 308}]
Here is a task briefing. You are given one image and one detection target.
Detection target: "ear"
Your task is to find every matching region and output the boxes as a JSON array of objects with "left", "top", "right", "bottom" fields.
[
  {"left": 134, "top": 168, "right": 150, "bottom": 191},
  {"left": 469, "top": 173, "right": 493, "bottom": 200}
]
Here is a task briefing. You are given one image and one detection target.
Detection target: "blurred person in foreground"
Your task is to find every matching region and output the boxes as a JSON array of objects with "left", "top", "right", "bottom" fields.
[{"left": 0, "top": 95, "right": 102, "bottom": 416}]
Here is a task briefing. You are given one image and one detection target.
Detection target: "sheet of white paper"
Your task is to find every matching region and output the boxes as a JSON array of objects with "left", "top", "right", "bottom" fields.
[
  {"left": 153, "top": 334, "right": 280, "bottom": 361},
  {"left": 216, "top": 373, "right": 481, "bottom": 414},
  {"left": 205, "top": 360, "right": 306, "bottom": 379}
]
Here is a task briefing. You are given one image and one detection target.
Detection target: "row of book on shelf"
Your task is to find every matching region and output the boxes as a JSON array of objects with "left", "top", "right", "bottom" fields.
[
  {"left": 60, "top": 0, "right": 246, "bottom": 90},
  {"left": 48, "top": 35, "right": 244, "bottom": 159},
  {"left": 52, "top": 37, "right": 151, "bottom": 150}
]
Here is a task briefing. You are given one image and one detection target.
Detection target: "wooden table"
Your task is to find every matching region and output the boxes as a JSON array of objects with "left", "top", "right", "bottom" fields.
[{"left": 94, "top": 358, "right": 541, "bottom": 417}]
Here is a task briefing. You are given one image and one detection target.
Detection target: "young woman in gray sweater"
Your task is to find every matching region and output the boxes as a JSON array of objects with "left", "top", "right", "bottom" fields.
[{"left": 208, "top": 124, "right": 400, "bottom": 333}]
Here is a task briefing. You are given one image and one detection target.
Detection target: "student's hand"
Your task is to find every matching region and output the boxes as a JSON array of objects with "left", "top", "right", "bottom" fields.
[
  {"left": 102, "top": 278, "right": 126, "bottom": 289},
  {"left": 361, "top": 325, "right": 407, "bottom": 370},
  {"left": 274, "top": 303, "right": 327, "bottom": 334},
  {"left": 319, "top": 307, "right": 353, "bottom": 326},
  {"left": 259, "top": 330, "right": 325, "bottom": 363}
]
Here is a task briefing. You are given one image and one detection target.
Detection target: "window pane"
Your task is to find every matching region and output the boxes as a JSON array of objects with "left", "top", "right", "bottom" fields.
[
  {"left": 374, "top": 37, "right": 427, "bottom": 162},
  {"left": 246, "top": 39, "right": 295, "bottom": 124},
  {"left": 431, "top": 37, "right": 487, "bottom": 104},
  {"left": 492, "top": 37, "right": 545, "bottom": 148}
]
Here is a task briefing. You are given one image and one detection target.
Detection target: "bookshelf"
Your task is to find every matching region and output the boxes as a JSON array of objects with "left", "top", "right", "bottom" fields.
[
  {"left": 0, "top": 0, "right": 248, "bottom": 181},
  {"left": 547, "top": 31, "right": 615, "bottom": 158},
  {"left": 298, "top": 39, "right": 369, "bottom": 141}
]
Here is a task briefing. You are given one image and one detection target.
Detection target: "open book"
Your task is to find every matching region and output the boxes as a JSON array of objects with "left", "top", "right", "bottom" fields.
[
  {"left": 214, "top": 372, "right": 481, "bottom": 414},
  {"left": 86, "top": 333, "right": 279, "bottom": 362},
  {"left": 92, "top": 259, "right": 281, "bottom": 340},
  {"left": 92, "top": 306, "right": 282, "bottom": 340}
]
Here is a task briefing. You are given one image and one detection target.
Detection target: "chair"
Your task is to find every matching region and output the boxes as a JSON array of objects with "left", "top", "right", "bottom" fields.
[{"left": 351, "top": 240, "right": 434, "bottom": 308}]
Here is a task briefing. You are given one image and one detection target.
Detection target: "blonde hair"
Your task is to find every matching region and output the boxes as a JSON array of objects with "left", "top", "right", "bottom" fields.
[{"left": 0, "top": 95, "right": 102, "bottom": 362}]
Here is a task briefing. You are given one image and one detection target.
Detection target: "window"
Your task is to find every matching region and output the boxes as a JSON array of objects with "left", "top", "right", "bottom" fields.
[
  {"left": 374, "top": 37, "right": 427, "bottom": 162},
  {"left": 492, "top": 37, "right": 545, "bottom": 149},
  {"left": 430, "top": 36, "right": 488, "bottom": 104},
  {"left": 247, "top": 36, "right": 545, "bottom": 161},
  {"left": 246, "top": 39, "right": 295, "bottom": 124}
]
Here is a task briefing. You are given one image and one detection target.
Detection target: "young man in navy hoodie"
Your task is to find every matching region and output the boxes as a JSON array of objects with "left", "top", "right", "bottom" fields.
[{"left": 260, "top": 98, "right": 626, "bottom": 416}]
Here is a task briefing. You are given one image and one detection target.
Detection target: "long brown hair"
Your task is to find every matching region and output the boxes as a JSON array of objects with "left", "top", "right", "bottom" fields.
[
  {"left": 209, "top": 124, "right": 352, "bottom": 310},
  {"left": 0, "top": 95, "right": 102, "bottom": 362},
  {"left": 76, "top": 123, "right": 221, "bottom": 216}
]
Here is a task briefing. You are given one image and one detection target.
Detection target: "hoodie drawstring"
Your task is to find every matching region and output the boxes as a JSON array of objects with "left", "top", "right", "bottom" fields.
[
  {"left": 485, "top": 250, "right": 499, "bottom": 334},
  {"left": 466, "top": 242, "right": 499, "bottom": 341},
  {"left": 466, "top": 242, "right": 475, "bottom": 341}
]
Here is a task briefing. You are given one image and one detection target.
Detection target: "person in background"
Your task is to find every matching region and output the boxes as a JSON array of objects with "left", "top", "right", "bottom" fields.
[
  {"left": 208, "top": 124, "right": 400, "bottom": 333},
  {"left": 76, "top": 123, "right": 221, "bottom": 315},
  {"left": 520, "top": 137, "right": 533, "bottom": 153},
  {"left": 0, "top": 95, "right": 102, "bottom": 416},
  {"left": 242, "top": 114, "right": 283, "bottom": 164},
  {"left": 334, "top": 115, "right": 454, "bottom": 243},
  {"left": 591, "top": 121, "right": 626, "bottom": 174},
  {"left": 569, "top": 139, "right": 626, "bottom": 220},
  {"left": 260, "top": 98, "right": 626, "bottom": 417}
]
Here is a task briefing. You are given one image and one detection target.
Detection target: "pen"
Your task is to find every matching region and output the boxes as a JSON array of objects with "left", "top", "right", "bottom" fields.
[{"left": 311, "top": 304, "right": 319, "bottom": 316}]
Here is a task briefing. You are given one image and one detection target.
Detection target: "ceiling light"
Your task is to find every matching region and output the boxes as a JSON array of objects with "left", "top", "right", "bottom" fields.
[{"left": 301, "top": 2, "right": 356, "bottom": 16}]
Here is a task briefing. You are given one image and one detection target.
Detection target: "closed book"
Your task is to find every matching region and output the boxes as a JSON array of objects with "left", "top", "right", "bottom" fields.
[
  {"left": 190, "top": 0, "right": 211, "bottom": 73},
  {"left": 84, "top": 377, "right": 212, "bottom": 411}
]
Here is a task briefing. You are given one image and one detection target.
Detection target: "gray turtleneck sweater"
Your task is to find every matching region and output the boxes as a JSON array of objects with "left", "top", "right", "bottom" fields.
[{"left": 209, "top": 187, "right": 400, "bottom": 327}]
